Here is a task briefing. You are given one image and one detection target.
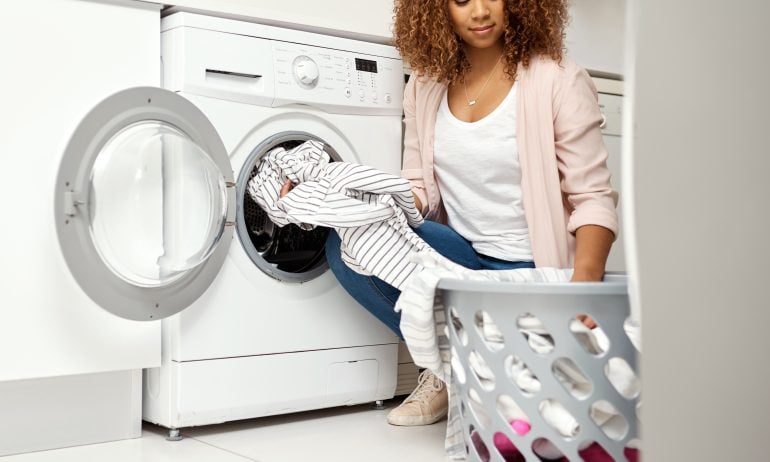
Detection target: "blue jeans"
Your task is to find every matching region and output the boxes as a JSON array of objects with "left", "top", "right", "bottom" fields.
[{"left": 325, "top": 221, "right": 535, "bottom": 339}]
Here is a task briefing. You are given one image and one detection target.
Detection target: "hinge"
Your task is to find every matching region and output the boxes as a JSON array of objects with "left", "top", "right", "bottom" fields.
[{"left": 63, "top": 191, "right": 85, "bottom": 217}]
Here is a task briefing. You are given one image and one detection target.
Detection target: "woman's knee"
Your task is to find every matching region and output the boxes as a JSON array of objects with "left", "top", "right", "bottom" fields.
[{"left": 415, "top": 221, "right": 464, "bottom": 244}]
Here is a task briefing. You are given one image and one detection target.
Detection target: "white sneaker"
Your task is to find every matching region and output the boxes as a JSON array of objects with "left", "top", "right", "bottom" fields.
[{"left": 387, "top": 370, "right": 448, "bottom": 426}]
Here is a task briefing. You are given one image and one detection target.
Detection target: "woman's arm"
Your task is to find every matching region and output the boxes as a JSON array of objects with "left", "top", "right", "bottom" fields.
[
  {"left": 402, "top": 74, "right": 429, "bottom": 216},
  {"left": 552, "top": 61, "right": 619, "bottom": 280},
  {"left": 572, "top": 224, "right": 614, "bottom": 281},
  {"left": 573, "top": 224, "right": 614, "bottom": 327}
]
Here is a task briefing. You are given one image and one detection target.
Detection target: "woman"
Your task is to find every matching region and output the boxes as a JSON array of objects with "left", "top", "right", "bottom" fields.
[{"left": 323, "top": 0, "right": 618, "bottom": 427}]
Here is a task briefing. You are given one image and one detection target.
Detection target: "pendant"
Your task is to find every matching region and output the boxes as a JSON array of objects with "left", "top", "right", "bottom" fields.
[{"left": 468, "top": 100, "right": 476, "bottom": 106}]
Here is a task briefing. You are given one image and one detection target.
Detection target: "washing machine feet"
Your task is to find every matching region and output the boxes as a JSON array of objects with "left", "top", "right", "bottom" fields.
[
  {"left": 371, "top": 399, "right": 386, "bottom": 410},
  {"left": 166, "top": 428, "right": 183, "bottom": 441}
]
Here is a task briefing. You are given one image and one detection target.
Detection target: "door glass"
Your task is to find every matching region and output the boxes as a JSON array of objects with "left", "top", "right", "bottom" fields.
[{"left": 89, "top": 121, "right": 228, "bottom": 287}]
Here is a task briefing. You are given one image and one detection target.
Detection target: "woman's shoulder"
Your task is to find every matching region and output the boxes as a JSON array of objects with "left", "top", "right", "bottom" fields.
[
  {"left": 405, "top": 73, "right": 448, "bottom": 106},
  {"left": 520, "top": 56, "right": 594, "bottom": 103},
  {"left": 407, "top": 73, "right": 447, "bottom": 92},
  {"left": 523, "top": 55, "right": 586, "bottom": 81}
]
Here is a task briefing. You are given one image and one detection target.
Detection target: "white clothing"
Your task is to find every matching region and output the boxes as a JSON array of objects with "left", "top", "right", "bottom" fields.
[{"left": 433, "top": 82, "right": 533, "bottom": 262}]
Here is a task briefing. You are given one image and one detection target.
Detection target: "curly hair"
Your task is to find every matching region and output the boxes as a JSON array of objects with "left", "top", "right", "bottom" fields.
[{"left": 393, "top": 0, "right": 569, "bottom": 83}]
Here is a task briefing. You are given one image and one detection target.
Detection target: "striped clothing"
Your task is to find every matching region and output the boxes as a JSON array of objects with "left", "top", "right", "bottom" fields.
[{"left": 247, "top": 140, "right": 435, "bottom": 289}]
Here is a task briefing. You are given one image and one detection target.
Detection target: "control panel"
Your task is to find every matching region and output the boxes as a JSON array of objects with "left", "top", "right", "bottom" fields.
[
  {"left": 272, "top": 42, "right": 403, "bottom": 115},
  {"left": 161, "top": 15, "right": 404, "bottom": 116}
]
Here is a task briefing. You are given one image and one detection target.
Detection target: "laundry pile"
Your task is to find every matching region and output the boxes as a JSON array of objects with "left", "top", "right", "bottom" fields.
[
  {"left": 246, "top": 139, "right": 435, "bottom": 289},
  {"left": 248, "top": 140, "right": 642, "bottom": 461}
]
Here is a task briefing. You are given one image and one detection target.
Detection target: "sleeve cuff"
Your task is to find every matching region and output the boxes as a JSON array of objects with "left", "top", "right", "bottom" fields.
[{"left": 567, "top": 205, "right": 619, "bottom": 240}]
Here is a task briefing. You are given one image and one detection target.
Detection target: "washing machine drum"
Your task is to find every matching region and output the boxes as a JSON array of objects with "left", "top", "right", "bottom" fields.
[{"left": 238, "top": 135, "right": 338, "bottom": 283}]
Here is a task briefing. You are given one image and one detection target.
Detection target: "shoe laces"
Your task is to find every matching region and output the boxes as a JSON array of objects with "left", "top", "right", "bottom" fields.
[{"left": 405, "top": 370, "right": 444, "bottom": 404}]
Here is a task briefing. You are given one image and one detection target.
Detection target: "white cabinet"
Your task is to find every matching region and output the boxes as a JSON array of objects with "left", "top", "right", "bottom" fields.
[
  {"left": 0, "top": 0, "right": 162, "bottom": 383},
  {"left": 0, "top": 0, "right": 162, "bottom": 455},
  {"left": 0, "top": 371, "right": 142, "bottom": 456}
]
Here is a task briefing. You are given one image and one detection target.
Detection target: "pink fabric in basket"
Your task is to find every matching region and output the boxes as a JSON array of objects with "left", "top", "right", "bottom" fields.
[
  {"left": 560, "top": 443, "right": 641, "bottom": 462},
  {"left": 472, "top": 425, "right": 641, "bottom": 462}
]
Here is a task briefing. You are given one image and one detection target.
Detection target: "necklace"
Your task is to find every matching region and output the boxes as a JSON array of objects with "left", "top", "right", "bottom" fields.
[{"left": 463, "top": 53, "right": 504, "bottom": 106}]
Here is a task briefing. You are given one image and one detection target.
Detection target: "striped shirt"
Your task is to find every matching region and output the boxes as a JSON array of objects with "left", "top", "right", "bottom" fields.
[{"left": 247, "top": 140, "right": 436, "bottom": 289}]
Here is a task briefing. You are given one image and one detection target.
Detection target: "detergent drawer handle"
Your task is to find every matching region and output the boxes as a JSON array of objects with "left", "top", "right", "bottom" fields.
[{"left": 205, "top": 69, "right": 262, "bottom": 80}]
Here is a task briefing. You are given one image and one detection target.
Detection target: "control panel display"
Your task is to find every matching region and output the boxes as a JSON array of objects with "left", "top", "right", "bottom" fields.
[{"left": 355, "top": 58, "right": 378, "bottom": 73}]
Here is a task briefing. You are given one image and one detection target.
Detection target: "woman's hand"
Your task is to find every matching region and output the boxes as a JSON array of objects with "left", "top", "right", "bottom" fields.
[
  {"left": 571, "top": 224, "right": 614, "bottom": 329},
  {"left": 279, "top": 180, "right": 295, "bottom": 198},
  {"left": 412, "top": 191, "right": 422, "bottom": 212}
]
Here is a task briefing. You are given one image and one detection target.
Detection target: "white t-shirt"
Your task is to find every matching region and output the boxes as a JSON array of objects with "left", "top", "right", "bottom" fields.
[{"left": 433, "top": 81, "right": 533, "bottom": 262}]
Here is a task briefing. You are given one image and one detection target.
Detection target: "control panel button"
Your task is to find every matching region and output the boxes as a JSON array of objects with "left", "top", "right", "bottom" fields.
[
  {"left": 384, "top": 93, "right": 392, "bottom": 104},
  {"left": 344, "top": 88, "right": 352, "bottom": 98}
]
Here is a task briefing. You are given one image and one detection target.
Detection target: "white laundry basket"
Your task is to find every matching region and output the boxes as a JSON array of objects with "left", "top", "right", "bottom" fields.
[{"left": 438, "top": 274, "right": 640, "bottom": 462}]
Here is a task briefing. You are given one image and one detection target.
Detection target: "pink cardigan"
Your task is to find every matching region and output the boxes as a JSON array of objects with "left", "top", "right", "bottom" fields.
[{"left": 401, "top": 56, "right": 618, "bottom": 268}]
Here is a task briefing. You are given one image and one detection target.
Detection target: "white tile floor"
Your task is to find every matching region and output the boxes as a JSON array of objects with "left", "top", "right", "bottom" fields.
[{"left": 3, "top": 399, "right": 453, "bottom": 462}]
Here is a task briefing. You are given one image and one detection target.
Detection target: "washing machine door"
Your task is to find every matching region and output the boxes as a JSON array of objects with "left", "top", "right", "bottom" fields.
[{"left": 55, "top": 87, "right": 235, "bottom": 321}]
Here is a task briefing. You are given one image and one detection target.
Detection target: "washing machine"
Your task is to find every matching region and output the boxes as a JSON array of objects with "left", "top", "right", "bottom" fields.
[{"left": 138, "top": 13, "right": 405, "bottom": 431}]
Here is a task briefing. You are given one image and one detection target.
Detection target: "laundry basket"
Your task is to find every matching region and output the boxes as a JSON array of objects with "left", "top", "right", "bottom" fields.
[{"left": 438, "top": 274, "right": 640, "bottom": 462}]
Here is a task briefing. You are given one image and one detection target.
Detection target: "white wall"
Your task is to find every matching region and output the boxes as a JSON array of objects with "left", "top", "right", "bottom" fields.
[
  {"left": 162, "top": 0, "right": 627, "bottom": 70},
  {"left": 161, "top": 0, "right": 396, "bottom": 43},
  {"left": 628, "top": 0, "right": 770, "bottom": 459},
  {"left": 566, "top": 0, "right": 626, "bottom": 76}
]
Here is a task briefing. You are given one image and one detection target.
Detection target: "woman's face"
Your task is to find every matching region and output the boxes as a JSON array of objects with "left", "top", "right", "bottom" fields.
[{"left": 447, "top": 0, "right": 506, "bottom": 50}]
